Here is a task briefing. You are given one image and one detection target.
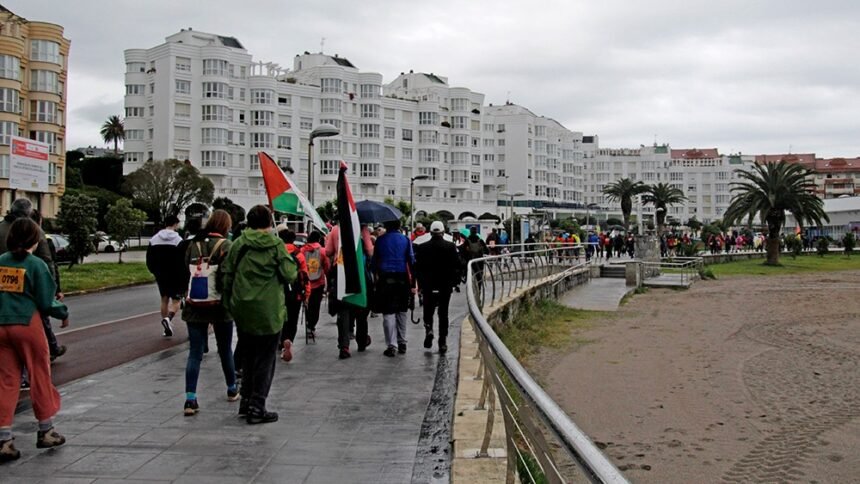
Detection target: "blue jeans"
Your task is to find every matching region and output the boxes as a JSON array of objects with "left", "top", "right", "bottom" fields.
[{"left": 185, "top": 321, "right": 237, "bottom": 394}]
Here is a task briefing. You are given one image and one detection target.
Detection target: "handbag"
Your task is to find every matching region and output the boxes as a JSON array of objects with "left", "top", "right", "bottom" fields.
[{"left": 186, "top": 238, "right": 227, "bottom": 307}]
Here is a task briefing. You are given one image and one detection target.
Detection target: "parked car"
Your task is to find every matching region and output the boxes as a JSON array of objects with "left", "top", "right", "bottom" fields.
[
  {"left": 45, "top": 234, "right": 74, "bottom": 265},
  {"left": 94, "top": 236, "right": 127, "bottom": 253}
]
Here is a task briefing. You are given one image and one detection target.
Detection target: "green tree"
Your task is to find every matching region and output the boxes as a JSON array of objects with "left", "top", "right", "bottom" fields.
[
  {"left": 315, "top": 199, "right": 337, "bottom": 222},
  {"left": 124, "top": 159, "right": 214, "bottom": 224},
  {"left": 57, "top": 193, "right": 98, "bottom": 267},
  {"left": 213, "top": 197, "right": 246, "bottom": 228},
  {"left": 842, "top": 232, "right": 855, "bottom": 257},
  {"left": 105, "top": 198, "right": 147, "bottom": 263},
  {"left": 383, "top": 197, "right": 413, "bottom": 226},
  {"left": 80, "top": 156, "right": 125, "bottom": 193},
  {"left": 642, "top": 183, "right": 687, "bottom": 235},
  {"left": 100, "top": 115, "right": 125, "bottom": 156},
  {"left": 686, "top": 216, "right": 703, "bottom": 233},
  {"left": 723, "top": 162, "right": 828, "bottom": 265},
  {"left": 602, "top": 178, "right": 647, "bottom": 231}
]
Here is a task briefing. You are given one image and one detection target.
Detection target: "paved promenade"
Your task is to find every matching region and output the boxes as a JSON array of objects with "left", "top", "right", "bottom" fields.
[
  {"left": 7, "top": 294, "right": 469, "bottom": 483},
  {"left": 559, "top": 277, "right": 633, "bottom": 312}
]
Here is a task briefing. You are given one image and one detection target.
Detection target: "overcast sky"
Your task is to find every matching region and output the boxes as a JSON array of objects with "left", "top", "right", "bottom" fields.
[{"left": 11, "top": 0, "right": 860, "bottom": 158}]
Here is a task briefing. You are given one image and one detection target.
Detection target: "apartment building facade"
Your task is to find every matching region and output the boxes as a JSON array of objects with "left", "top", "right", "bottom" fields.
[
  {"left": 123, "top": 30, "right": 589, "bottom": 221},
  {"left": 755, "top": 153, "right": 860, "bottom": 199},
  {"left": 0, "top": 6, "right": 70, "bottom": 217}
]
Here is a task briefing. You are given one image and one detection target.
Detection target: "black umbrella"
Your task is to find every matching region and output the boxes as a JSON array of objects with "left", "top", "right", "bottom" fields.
[{"left": 355, "top": 200, "right": 403, "bottom": 224}]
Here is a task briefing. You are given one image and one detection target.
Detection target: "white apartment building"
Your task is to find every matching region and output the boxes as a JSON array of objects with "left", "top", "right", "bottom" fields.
[
  {"left": 123, "top": 29, "right": 589, "bottom": 221},
  {"left": 581, "top": 139, "right": 756, "bottom": 225}
]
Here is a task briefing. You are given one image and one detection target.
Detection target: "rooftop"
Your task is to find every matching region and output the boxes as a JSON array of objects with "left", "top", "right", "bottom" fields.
[{"left": 671, "top": 148, "right": 720, "bottom": 159}]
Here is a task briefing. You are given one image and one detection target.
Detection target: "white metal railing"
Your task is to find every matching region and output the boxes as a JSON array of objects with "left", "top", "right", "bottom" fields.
[{"left": 465, "top": 243, "right": 629, "bottom": 483}]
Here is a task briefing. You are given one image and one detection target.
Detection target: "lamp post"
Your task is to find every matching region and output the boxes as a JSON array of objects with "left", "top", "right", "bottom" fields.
[
  {"left": 656, "top": 207, "right": 665, "bottom": 235},
  {"left": 500, "top": 190, "right": 525, "bottom": 250},
  {"left": 586, "top": 203, "right": 600, "bottom": 230},
  {"left": 307, "top": 123, "right": 340, "bottom": 207},
  {"left": 410, "top": 174, "right": 430, "bottom": 232}
]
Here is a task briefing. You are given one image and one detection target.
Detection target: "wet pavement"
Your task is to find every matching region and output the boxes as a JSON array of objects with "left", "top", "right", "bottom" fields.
[{"left": 6, "top": 293, "right": 468, "bottom": 483}]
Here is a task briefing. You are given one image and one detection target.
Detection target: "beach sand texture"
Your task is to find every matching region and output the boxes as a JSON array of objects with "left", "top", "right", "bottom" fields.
[{"left": 532, "top": 270, "right": 860, "bottom": 483}]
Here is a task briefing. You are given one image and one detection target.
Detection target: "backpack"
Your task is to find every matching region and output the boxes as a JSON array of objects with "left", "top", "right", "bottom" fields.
[
  {"left": 466, "top": 239, "right": 485, "bottom": 260},
  {"left": 305, "top": 246, "right": 323, "bottom": 282},
  {"left": 186, "top": 238, "right": 227, "bottom": 307},
  {"left": 285, "top": 245, "right": 309, "bottom": 302}
]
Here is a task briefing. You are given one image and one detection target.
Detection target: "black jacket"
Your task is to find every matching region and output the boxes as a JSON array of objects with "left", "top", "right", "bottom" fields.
[{"left": 415, "top": 235, "right": 461, "bottom": 292}]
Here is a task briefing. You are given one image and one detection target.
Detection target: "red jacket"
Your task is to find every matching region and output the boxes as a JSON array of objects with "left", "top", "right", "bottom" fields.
[
  {"left": 300, "top": 242, "right": 330, "bottom": 289},
  {"left": 285, "top": 243, "right": 311, "bottom": 300}
]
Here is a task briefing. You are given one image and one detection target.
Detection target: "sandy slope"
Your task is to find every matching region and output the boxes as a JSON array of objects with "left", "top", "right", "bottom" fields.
[{"left": 531, "top": 270, "right": 860, "bottom": 483}]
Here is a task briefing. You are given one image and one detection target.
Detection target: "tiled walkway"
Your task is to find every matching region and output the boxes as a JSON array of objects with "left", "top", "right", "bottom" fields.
[
  {"left": 7, "top": 294, "right": 468, "bottom": 483},
  {"left": 559, "top": 277, "right": 633, "bottom": 312}
]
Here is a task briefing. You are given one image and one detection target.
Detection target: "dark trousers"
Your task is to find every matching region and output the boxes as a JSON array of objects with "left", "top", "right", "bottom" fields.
[
  {"left": 281, "top": 295, "right": 302, "bottom": 344},
  {"left": 306, "top": 285, "right": 325, "bottom": 331},
  {"left": 237, "top": 331, "right": 279, "bottom": 413},
  {"left": 423, "top": 289, "right": 452, "bottom": 341},
  {"left": 42, "top": 316, "right": 60, "bottom": 355},
  {"left": 337, "top": 306, "right": 368, "bottom": 349}
]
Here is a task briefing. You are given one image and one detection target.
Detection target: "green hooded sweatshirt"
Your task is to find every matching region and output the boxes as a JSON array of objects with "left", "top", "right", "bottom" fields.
[{"left": 221, "top": 228, "right": 297, "bottom": 335}]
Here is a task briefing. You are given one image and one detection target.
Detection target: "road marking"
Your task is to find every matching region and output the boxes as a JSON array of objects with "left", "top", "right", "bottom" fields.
[{"left": 57, "top": 311, "right": 160, "bottom": 335}]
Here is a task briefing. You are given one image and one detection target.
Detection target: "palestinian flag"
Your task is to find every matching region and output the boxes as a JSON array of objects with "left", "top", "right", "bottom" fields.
[
  {"left": 336, "top": 161, "right": 367, "bottom": 307},
  {"left": 258, "top": 151, "right": 328, "bottom": 233}
]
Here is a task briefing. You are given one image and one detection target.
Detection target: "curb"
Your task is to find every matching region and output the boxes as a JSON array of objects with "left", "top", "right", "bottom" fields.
[{"left": 65, "top": 280, "right": 154, "bottom": 297}]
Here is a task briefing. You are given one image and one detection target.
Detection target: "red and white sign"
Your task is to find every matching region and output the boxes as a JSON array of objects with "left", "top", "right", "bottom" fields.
[{"left": 10, "top": 136, "right": 50, "bottom": 193}]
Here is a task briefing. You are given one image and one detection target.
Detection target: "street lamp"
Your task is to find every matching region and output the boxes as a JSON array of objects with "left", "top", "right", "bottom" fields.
[
  {"left": 655, "top": 207, "right": 665, "bottom": 235},
  {"left": 586, "top": 203, "right": 600, "bottom": 230},
  {"left": 500, "top": 191, "right": 525, "bottom": 250},
  {"left": 307, "top": 123, "right": 340, "bottom": 207},
  {"left": 410, "top": 174, "right": 430, "bottom": 231}
]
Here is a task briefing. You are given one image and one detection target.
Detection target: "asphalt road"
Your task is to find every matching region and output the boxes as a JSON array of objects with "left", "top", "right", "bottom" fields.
[{"left": 59, "top": 284, "right": 161, "bottom": 332}]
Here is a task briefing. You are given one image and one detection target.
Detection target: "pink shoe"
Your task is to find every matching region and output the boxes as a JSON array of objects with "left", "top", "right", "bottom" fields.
[{"left": 281, "top": 340, "right": 293, "bottom": 362}]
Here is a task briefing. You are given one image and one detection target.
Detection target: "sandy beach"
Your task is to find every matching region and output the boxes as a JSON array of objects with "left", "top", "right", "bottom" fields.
[{"left": 532, "top": 270, "right": 860, "bottom": 483}]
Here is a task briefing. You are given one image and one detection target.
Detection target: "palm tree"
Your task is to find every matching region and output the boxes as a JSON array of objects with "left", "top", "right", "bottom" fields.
[
  {"left": 602, "top": 178, "right": 647, "bottom": 231},
  {"left": 642, "top": 183, "right": 687, "bottom": 235},
  {"left": 723, "top": 162, "right": 828, "bottom": 266},
  {"left": 100, "top": 115, "right": 125, "bottom": 156}
]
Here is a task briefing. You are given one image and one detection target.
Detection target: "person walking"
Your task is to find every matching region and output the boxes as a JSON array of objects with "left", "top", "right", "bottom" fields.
[
  {"left": 414, "top": 221, "right": 461, "bottom": 353},
  {"left": 146, "top": 215, "right": 186, "bottom": 337},
  {"left": 0, "top": 218, "right": 69, "bottom": 463},
  {"left": 278, "top": 229, "right": 309, "bottom": 362},
  {"left": 463, "top": 227, "right": 489, "bottom": 288},
  {"left": 372, "top": 219, "right": 414, "bottom": 357},
  {"left": 180, "top": 210, "right": 238, "bottom": 416},
  {"left": 221, "top": 205, "right": 296, "bottom": 424},
  {"left": 326, "top": 221, "right": 374, "bottom": 358},
  {"left": 301, "top": 231, "right": 329, "bottom": 341}
]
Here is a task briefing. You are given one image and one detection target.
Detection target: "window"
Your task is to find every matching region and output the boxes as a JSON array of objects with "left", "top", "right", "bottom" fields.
[
  {"left": 483, "top": 138, "right": 494, "bottom": 148},
  {"left": 251, "top": 110, "right": 274, "bottom": 126},
  {"left": 360, "top": 143, "right": 380, "bottom": 159},
  {"left": 174, "top": 149, "right": 190, "bottom": 161},
  {"left": 497, "top": 124, "right": 505, "bottom": 133},
  {"left": 360, "top": 84, "right": 380, "bottom": 98},
  {"left": 251, "top": 89, "right": 274, "bottom": 104},
  {"left": 149, "top": 106, "right": 155, "bottom": 116},
  {"left": 418, "top": 131, "right": 437, "bottom": 144},
  {"left": 202, "top": 82, "right": 228, "bottom": 98},
  {"left": 125, "top": 107, "right": 144, "bottom": 118},
  {"left": 300, "top": 96, "right": 313, "bottom": 111},
  {"left": 321, "top": 78, "right": 342, "bottom": 93},
  {"left": 360, "top": 124, "right": 380, "bottom": 138},
  {"left": 127, "top": 62, "right": 145, "bottom": 73},
  {"left": 279, "top": 115, "right": 292, "bottom": 128},
  {"left": 201, "top": 105, "right": 229, "bottom": 121},
  {"left": 175, "top": 103, "right": 190, "bottom": 118},
  {"left": 124, "top": 152, "right": 143, "bottom": 163},
  {"left": 451, "top": 152, "right": 468, "bottom": 165},
  {"left": 670, "top": 172, "right": 684, "bottom": 181},
  {"left": 0, "top": 55, "right": 19, "bottom": 80},
  {"left": 419, "top": 149, "right": 439, "bottom": 162},
  {"left": 175, "top": 57, "right": 191, "bottom": 72},
  {"left": 358, "top": 163, "right": 379, "bottom": 178},
  {"left": 402, "top": 129, "right": 413, "bottom": 141},
  {"left": 417, "top": 167, "right": 438, "bottom": 180},
  {"left": 319, "top": 139, "right": 339, "bottom": 154},
  {"left": 125, "top": 129, "right": 143, "bottom": 140},
  {"left": 174, "top": 126, "right": 191, "bottom": 141},
  {"left": 361, "top": 104, "right": 380, "bottom": 118},
  {"left": 201, "top": 128, "right": 227, "bottom": 144},
  {"left": 202, "top": 59, "right": 228, "bottom": 76},
  {"left": 200, "top": 150, "right": 228, "bottom": 167},
  {"left": 252, "top": 132, "right": 273, "bottom": 148},
  {"left": 0, "top": 154, "right": 8, "bottom": 178},
  {"left": 278, "top": 95, "right": 291, "bottom": 106},
  {"left": 382, "top": 127, "right": 396, "bottom": 140},
  {"left": 451, "top": 116, "right": 467, "bottom": 129},
  {"left": 30, "top": 131, "right": 57, "bottom": 154},
  {"left": 451, "top": 98, "right": 469, "bottom": 111},
  {"left": 300, "top": 117, "right": 313, "bottom": 130},
  {"left": 30, "top": 70, "right": 59, "bottom": 93},
  {"left": 277, "top": 157, "right": 292, "bottom": 170},
  {"left": 472, "top": 154, "right": 481, "bottom": 166},
  {"left": 419, "top": 112, "right": 438, "bottom": 125},
  {"left": 0, "top": 88, "right": 19, "bottom": 113},
  {"left": 383, "top": 108, "right": 395, "bottom": 120},
  {"left": 125, "top": 84, "right": 144, "bottom": 96},
  {"left": 278, "top": 136, "right": 292, "bottom": 150},
  {"left": 30, "top": 40, "right": 61, "bottom": 64},
  {"left": 452, "top": 134, "right": 467, "bottom": 147},
  {"left": 175, "top": 80, "right": 191, "bottom": 95},
  {"left": 402, "top": 148, "right": 412, "bottom": 160},
  {"left": 320, "top": 160, "right": 339, "bottom": 175},
  {"left": 321, "top": 98, "right": 341, "bottom": 114}
]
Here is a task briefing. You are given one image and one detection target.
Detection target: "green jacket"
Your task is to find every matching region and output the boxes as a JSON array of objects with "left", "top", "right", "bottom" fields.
[
  {"left": 0, "top": 252, "right": 68, "bottom": 326},
  {"left": 221, "top": 229, "right": 296, "bottom": 335},
  {"left": 181, "top": 234, "right": 232, "bottom": 324}
]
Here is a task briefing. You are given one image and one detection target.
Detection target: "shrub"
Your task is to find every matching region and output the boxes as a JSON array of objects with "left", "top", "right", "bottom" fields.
[
  {"left": 842, "top": 233, "right": 856, "bottom": 257},
  {"left": 698, "top": 267, "right": 716, "bottom": 280},
  {"left": 816, "top": 237, "right": 830, "bottom": 257}
]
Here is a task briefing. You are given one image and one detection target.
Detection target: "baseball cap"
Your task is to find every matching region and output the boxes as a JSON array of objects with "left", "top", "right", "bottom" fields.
[{"left": 430, "top": 221, "right": 445, "bottom": 233}]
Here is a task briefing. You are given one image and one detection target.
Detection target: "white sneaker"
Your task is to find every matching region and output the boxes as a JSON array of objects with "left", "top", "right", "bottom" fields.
[{"left": 161, "top": 318, "right": 173, "bottom": 337}]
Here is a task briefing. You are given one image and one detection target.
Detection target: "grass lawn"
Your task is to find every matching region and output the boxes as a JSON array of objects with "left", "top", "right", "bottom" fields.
[
  {"left": 496, "top": 299, "right": 599, "bottom": 360},
  {"left": 709, "top": 254, "right": 860, "bottom": 277},
  {"left": 60, "top": 262, "right": 154, "bottom": 293}
]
